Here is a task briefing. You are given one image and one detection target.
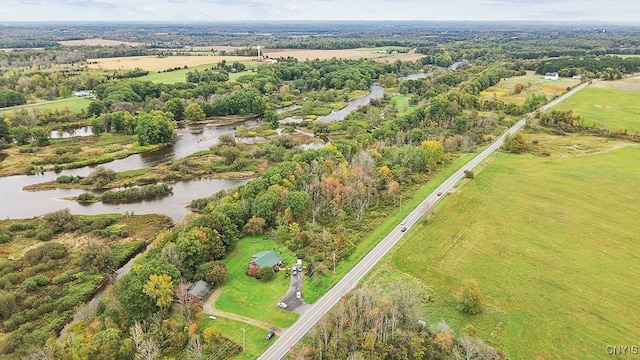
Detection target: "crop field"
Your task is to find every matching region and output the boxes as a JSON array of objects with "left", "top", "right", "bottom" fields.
[
  {"left": 480, "top": 71, "right": 581, "bottom": 105},
  {"left": 86, "top": 55, "right": 256, "bottom": 71},
  {"left": 213, "top": 236, "right": 298, "bottom": 329},
  {"left": 552, "top": 86, "right": 640, "bottom": 133},
  {"left": 0, "top": 97, "right": 92, "bottom": 116},
  {"left": 378, "top": 135, "right": 640, "bottom": 360}
]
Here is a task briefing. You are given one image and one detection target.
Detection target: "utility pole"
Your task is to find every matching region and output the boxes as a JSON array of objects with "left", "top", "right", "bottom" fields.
[
  {"left": 333, "top": 252, "right": 336, "bottom": 274},
  {"left": 242, "top": 328, "right": 246, "bottom": 353}
]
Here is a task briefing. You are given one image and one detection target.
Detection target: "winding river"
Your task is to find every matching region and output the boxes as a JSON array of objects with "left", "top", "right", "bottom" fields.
[{"left": 0, "top": 75, "right": 432, "bottom": 223}]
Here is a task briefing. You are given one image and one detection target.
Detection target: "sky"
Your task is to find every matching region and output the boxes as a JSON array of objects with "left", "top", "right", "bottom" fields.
[{"left": 0, "top": 0, "right": 639, "bottom": 23}]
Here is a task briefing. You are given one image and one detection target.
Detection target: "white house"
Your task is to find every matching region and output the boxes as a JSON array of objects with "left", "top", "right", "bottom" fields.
[{"left": 544, "top": 72, "right": 559, "bottom": 80}]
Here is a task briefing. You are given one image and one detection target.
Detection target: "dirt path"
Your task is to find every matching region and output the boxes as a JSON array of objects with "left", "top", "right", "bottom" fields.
[{"left": 202, "top": 289, "right": 281, "bottom": 331}]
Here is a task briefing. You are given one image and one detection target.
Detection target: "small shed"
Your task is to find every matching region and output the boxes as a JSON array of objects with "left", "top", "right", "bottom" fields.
[
  {"left": 544, "top": 72, "right": 559, "bottom": 80},
  {"left": 187, "top": 280, "right": 213, "bottom": 300},
  {"left": 248, "top": 250, "right": 283, "bottom": 275}
]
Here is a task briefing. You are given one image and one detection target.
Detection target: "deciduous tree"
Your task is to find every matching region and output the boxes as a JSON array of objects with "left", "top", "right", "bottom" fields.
[
  {"left": 143, "top": 274, "right": 174, "bottom": 311},
  {"left": 457, "top": 279, "right": 484, "bottom": 314}
]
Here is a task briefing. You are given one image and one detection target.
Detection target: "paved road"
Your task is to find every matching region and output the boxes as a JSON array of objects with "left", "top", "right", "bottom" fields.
[{"left": 258, "top": 81, "right": 591, "bottom": 360}]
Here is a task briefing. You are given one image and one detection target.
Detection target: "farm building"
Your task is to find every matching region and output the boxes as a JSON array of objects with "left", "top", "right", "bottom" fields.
[
  {"left": 187, "top": 280, "right": 213, "bottom": 300},
  {"left": 247, "top": 250, "right": 283, "bottom": 276},
  {"left": 544, "top": 72, "right": 559, "bottom": 80}
]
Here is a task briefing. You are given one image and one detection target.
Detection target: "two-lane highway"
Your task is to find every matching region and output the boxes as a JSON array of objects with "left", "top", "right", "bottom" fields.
[{"left": 258, "top": 81, "right": 591, "bottom": 360}]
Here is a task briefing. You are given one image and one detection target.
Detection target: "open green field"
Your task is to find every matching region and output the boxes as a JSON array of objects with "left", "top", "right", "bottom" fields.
[
  {"left": 138, "top": 62, "right": 253, "bottom": 83},
  {"left": 392, "top": 94, "right": 414, "bottom": 113},
  {"left": 552, "top": 86, "right": 640, "bottom": 134},
  {"left": 480, "top": 71, "right": 581, "bottom": 105},
  {"left": 377, "top": 135, "right": 640, "bottom": 359},
  {"left": 200, "top": 315, "right": 273, "bottom": 360},
  {"left": 214, "top": 236, "right": 299, "bottom": 328},
  {"left": 0, "top": 97, "right": 92, "bottom": 116}
]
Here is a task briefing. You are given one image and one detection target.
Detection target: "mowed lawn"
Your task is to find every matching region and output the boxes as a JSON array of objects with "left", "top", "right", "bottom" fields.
[
  {"left": 0, "top": 97, "right": 92, "bottom": 116},
  {"left": 385, "top": 139, "right": 640, "bottom": 359},
  {"left": 214, "top": 236, "right": 298, "bottom": 328},
  {"left": 480, "top": 71, "right": 581, "bottom": 105},
  {"left": 199, "top": 315, "right": 273, "bottom": 360},
  {"left": 553, "top": 86, "right": 640, "bottom": 134}
]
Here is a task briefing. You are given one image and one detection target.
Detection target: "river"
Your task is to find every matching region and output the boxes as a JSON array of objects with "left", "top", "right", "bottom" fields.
[
  {"left": 1, "top": 73, "right": 436, "bottom": 223},
  {"left": 0, "top": 122, "right": 246, "bottom": 222}
]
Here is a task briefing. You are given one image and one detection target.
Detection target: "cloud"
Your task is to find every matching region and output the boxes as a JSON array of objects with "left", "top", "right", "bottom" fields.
[{"left": 21, "top": 0, "right": 46, "bottom": 4}]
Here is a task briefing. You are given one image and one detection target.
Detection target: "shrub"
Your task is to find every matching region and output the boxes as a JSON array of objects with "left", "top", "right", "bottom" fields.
[
  {"left": 0, "top": 291, "right": 16, "bottom": 320},
  {"left": 77, "top": 192, "right": 97, "bottom": 202},
  {"left": 257, "top": 267, "right": 275, "bottom": 281},
  {"left": 464, "top": 170, "right": 475, "bottom": 179},
  {"left": 42, "top": 208, "right": 82, "bottom": 233},
  {"left": 23, "top": 243, "right": 67, "bottom": 266},
  {"left": 8, "top": 222, "right": 34, "bottom": 232},
  {"left": 56, "top": 175, "right": 83, "bottom": 184},
  {"left": 81, "top": 166, "right": 116, "bottom": 188},
  {"left": 3, "top": 272, "right": 24, "bottom": 285},
  {"left": 0, "top": 230, "right": 13, "bottom": 244},
  {"left": 52, "top": 271, "right": 75, "bottom": 285},
  {"left": 36, "top": 228, "right": 54, "bottom": 241},
  {"left": 101, "top": 183, "right": 173, "bottom": 203}
]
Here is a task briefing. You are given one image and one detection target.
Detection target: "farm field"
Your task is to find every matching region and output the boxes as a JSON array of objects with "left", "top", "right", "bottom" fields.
[
  {"left": 213, "top": 236, "right": 298, "bottom": 329},
  {"left": 86, "top": 55, "right": 256, "bottom": 71},
  {"left": 480, "top": 71, "right": 582, "bottom": 105},
  {"left": 378, "top": 134, "right": 640, "bottom": 360},
  {"left": 251, "top": 47, "right": 424, "bottom": 62},
  {"left": 0, "top": 97, "right": 92, "bottom": 116},
  {"left": 552, "top": 86, "right": 640, "bottom": 134}
]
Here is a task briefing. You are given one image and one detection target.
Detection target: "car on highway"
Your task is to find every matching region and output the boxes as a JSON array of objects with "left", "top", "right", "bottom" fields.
[
  {"left": 296, "top": 291, "right": 301, "bottom": 299},
  {"left": 265, "top": 330, "right": 275, "bottom": 340},
  {"left": 400, "top": 220, "right": 406, "bottom": 225},
  {"left": 401, "top": 227, "right": 407, "bottom": 232},
  {"left": 277, "top": 302, "right": 288, "bottom": 309},
  {"left": 437, "top": 191, "right": 443, "bottom": 196}
]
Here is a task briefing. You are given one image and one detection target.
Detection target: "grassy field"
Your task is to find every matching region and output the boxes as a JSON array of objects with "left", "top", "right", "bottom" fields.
[
  {"left": 377, "top": 134, "right": 640, "bottom": 359},
  {"left": 480, "top": 71, "right": 582, "bottom": 105},
  {"left": 391, "top": 95, "right": 415, "bottom": 113},
  {"left": 199, "top": 315, "right": 275, "bottom": 360},
  {"left": 551, "top": 87, "right": 640, "bottom": 133},
  {"left": 138, "top": 62, "right": 254, "bottom": 83},
  {"left": 214, "top": 236, "right": 299, "bottom": 328},
  {"left": 0, "top": 97, "right": 92, "bottom": 116}
]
